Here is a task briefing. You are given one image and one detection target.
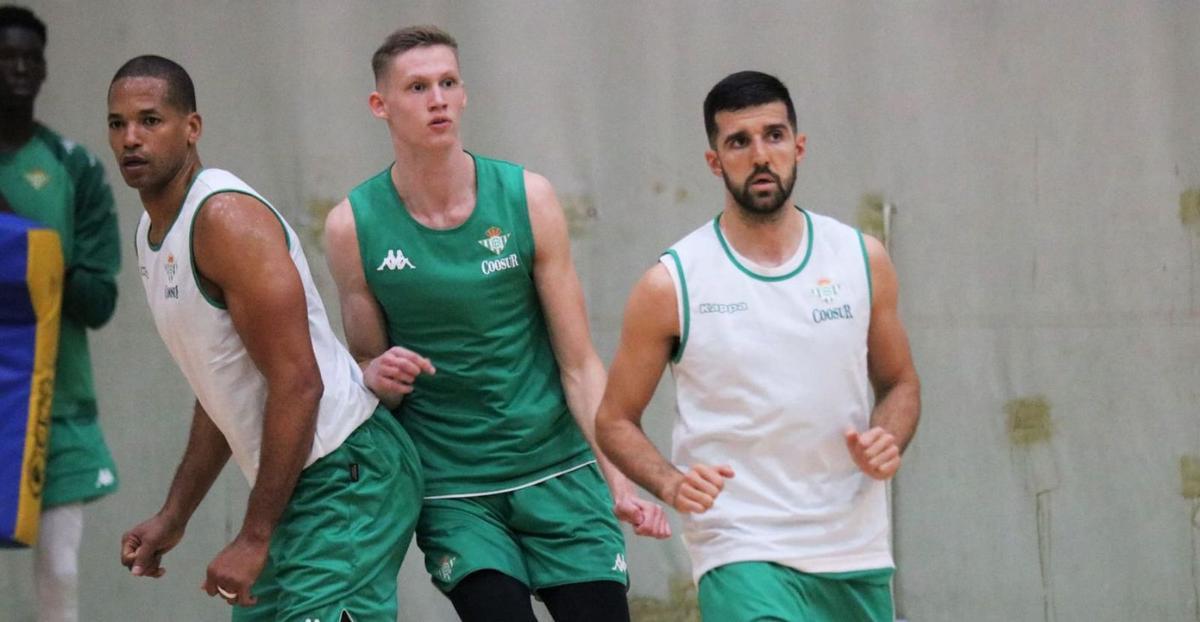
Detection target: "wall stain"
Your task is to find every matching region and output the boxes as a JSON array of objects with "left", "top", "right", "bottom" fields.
[
  {"left": 1183, "top": 455, "right": 1200, "bottom": 500},
  {"left": 299, "top": 197, "right": 338, "bottom": 254},
  {"left": 560, "top": 194, "right": 598, "bottom": 238},
  {"left": 1187, "top": 455, "right": 1200, "bottom": 621},
  {"left": 675, "top": 187, "right": 689, "bottom": 204},
  {"left": 629, "top": 574, "right": 700, "bottom": 622},
  {"left": 1007, "top": 395, "right": 1057, "bottom": 621},
  {"left": 1006, "top": 396, "right": 1052, "bottom": 446},
  {"left": 856, "top": 193, "right": 886, "bottom": 240},
  {"left": 1181, "top": 188, "right": 1200, "bottom": 236},
  {"left": 652, "top": 180, "right": 667, "bottom": 195}
]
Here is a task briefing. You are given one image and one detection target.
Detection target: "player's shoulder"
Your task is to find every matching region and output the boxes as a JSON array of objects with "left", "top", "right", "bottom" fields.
[{"left": 33, "top": 124, "right": 105, "bottom": 179}]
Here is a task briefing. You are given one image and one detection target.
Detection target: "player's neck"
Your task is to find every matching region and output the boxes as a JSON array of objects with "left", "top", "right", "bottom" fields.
[
  {"left": 141, "top": 155, "right": 203, "bottom": 245},
  {"left": 720, "top": 200, "right": 805, "bottom": 267},
  {"left": 0, "top": 106, "right": 35, "bottom": 153},
  {"left": 390, "top": 146, "right": 475, "bottom": 224}
]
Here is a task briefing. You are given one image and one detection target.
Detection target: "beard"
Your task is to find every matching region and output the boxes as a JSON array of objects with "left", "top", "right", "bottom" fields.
[{"left": 723, "top": 162, "right": 797, "bottom": 219}]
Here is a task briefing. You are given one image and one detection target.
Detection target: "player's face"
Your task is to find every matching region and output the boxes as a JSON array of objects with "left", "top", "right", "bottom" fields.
[
  {"left": 0, "top": 26, "right": 46, "bottom": 108},
  {"left": 706, "top": 102, "right": 806, "bottom": 217},
  {"left": 106, "top": 77, "right": 200, "bottom": 191},
  {"left": 370, "top": 44, "right": 466, "bottom": 150}
]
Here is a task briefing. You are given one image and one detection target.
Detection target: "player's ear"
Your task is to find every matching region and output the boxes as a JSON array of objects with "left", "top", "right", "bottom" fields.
[
  {"left": 186, "top": 112, "right": 202, "bottom": 146},
  {"left": 369, "top": 91, "right": 387, "bottom": 120},
  {"left": 705, "top": 149, "right": 722, "bottom": 177}
]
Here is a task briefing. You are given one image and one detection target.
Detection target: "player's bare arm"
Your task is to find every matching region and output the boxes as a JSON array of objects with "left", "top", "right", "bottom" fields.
[
  {"left": 844, "top": 234, "right": 921, "bottom": 480},
  {"left": 595, "top": 264, "right": 734, "bottom": 515},
  {"left": 189, "top": 192, "right": 324, "bottom": 605},
  {"left": 325, "top": 199, "right": 434, "bottom": 410},
  {"left": 121, "top": 400, "right": 230, "bottom": 579},
  {"left": 526, "top": 171, "right": 670, "bottom": 538}
]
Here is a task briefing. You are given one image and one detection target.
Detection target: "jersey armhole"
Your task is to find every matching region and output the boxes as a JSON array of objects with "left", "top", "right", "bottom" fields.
[
  {"left": 661, "top": 249, "right": 690, "bottom": 363},
  {"left": 189, "top": 190, "right": 290, "bottom": 309},
  {"left": 857, "top": 230, "right": 873, "bottom": 313}
]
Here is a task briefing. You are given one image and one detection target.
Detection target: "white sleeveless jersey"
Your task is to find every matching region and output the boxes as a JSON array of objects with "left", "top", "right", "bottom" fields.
[
  {"left": 135, "top": 169, "right": 378, "bottom": 485},
  {"left": 661, "top": 208, "right": 891, "bottom": 581}
]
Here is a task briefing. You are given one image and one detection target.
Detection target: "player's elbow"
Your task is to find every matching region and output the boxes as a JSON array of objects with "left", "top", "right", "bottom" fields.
[
  {"left": 282, "top": 366, "right": 325, "bottom": 411},
  {"left": 595, "top": 404, "right": 629, "bottom": 456}
]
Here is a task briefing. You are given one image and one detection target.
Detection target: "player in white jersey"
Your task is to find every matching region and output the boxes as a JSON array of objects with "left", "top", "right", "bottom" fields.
[
  {"left": 106, "top": 56, "right": 422, "bottom": 621},
  {"left": 596, "top": 71, "right": 921, "bottom": 621}
]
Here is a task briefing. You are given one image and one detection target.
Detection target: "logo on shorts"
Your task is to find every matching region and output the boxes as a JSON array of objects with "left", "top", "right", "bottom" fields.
[
  {"left": 611, "top": 553, "right": 627, "bottom": 573},
  {"left": 478, "top": 226, "right": 511, "bottom": 255},
  {"left": 437, "top": 555, "right": 457, "bottom": 582},
  {"left": 95, "top": 468, "right": 115, "bottom": 488}
]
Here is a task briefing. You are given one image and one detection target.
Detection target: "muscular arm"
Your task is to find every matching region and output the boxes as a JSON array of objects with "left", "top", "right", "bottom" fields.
[
  {"left": 864, "top": 235, "right": 920, "bottom": 449},
  {"left": 845, "top": 235, "right": 921, "bottom": 479},
  {"left": 158, "top": 400, "right": 232, "bottom": 526},
  {"left": 526, "top": 172, "right": 668, "bottom": 537},
  {"left": 121, "top": 400, "right": 231, "bottom": 577},
  {"left": 188, "top": 193, "right": 324, "bottom": 602},
  {"left": 594, "top": 264, "right": 680, "bottom": 501},
  {"left": 325, "top": 199, "right": 433, "bottom": 410}
]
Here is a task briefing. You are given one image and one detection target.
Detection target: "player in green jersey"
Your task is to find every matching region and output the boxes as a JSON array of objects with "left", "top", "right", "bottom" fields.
[
  {"left": 324, "top": 25, "right": 670, "bottom": 622},
  {"left": 0, "top": 6, "right": 120, "bottom": 621}
]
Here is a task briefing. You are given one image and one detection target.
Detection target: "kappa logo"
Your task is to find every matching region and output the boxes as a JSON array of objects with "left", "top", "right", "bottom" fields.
[
  {"left": 24, "top": 169, "right": 49, "bottom": 190},
  {"left": 478, "top": 226, "right": 511, "bottom": 255},
  {"left": 95, "top": 468, "right": 115, "bottom": 488},
  {"left": 377, "top": 248, "right": 415, "bottom": 271},
  {"left": 611, "top": 553, "right": 627, "bottom": 573},
  {"left": 139, "top": 266, "right": 149, "bottom": 279},
  {"left": 698, "top": 302, "right": 748, "bottom": 314}
]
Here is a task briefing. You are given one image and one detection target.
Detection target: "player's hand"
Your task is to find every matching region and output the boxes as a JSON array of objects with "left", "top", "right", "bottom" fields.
[
  {"left": 667, "top": 464, "right": 735, "bottom": 514},
  {"left": 121, "top": 513, "right": 185, "bottom": 578},
  {"left": 364, "top": 346, "right": 436, "bottom": 402},
  {"left": 201, "top": 536, "right": 269, "bottom": 607},
  {"left": 845, "top": 426, "right": 901, "bottom": 480},
  {"left": 614, "top": 494, "right": 672, "bottom": 539}
]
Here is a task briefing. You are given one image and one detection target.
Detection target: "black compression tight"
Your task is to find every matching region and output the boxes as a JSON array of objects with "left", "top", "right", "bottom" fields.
[{"left": 446, "top": 570, "right": 630, "bottom": 622}]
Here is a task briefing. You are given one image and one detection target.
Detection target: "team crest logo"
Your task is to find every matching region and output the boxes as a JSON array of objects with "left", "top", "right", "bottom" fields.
[
  {"left": 437, "top": 555, "right": 457, "bottom": 582},
  {"left": 811, "top": 277, "right": 840, "bottom": 304},
  {"left": 24, "top": 169, "right": 49, "bottom": 190},
  {"left": 478, "top": 226, "right": 511, "bottom": 255},
  {"left": 165, "top": 253, "right": 178, "bottom": 282}
]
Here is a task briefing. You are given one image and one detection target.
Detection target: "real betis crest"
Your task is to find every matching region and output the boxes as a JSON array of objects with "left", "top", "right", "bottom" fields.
[
  {"left": 812, "top": 277, "right": 840, "bottom": 303},
  {"left": 24, "top": 169, "right": 49, "bottom": 190},
  {"left": 478, "top": 226, "right": 511, "bottom": 255},
  {"left": 165, "top": 253, "right": 178, "bottom": 282}
]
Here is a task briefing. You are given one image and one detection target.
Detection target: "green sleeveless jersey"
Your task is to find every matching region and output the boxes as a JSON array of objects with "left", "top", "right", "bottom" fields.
[{"left": 349, "top": 153, "right": 591, "bottom": 498}]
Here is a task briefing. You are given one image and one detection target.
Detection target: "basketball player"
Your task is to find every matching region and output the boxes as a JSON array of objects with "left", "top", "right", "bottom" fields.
[
  {"left": 323, "top": 25, "right": 668, "bottom": 622},
  {"left": 0, "top": 7, "right": 120, "bottom": 620},
  {"left": 596, "top": 70, "right": 921, "bottom": 621},
  {"left": 108, "top": 55, "right": 421, "bottom": 621}
]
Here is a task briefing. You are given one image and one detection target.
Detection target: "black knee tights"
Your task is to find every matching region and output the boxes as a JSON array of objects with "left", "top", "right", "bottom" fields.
[
  {"left": 540, "top": 580, "right": 630, "bottom": 622},
  {"left": 447, "top": 572, "right": 629, "bottom": 622},
  {"left": 447, "top": 570, "right": 537, "bottom": 622}
]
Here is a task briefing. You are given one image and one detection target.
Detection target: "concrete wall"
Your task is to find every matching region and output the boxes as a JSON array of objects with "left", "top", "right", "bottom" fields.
[{"left": 3, "top": 1, "right": 1198, "bottom": 620}]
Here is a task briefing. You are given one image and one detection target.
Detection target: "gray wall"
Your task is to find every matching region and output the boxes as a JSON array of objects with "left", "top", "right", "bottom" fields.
[{"left": 3, "top": 1, "right": 1198, "bottom": 620}]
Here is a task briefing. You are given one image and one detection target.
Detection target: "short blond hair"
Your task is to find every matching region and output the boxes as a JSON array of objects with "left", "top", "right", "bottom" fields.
[{"left": 372, "top": 25, "right": 458, "bottom": 81}]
